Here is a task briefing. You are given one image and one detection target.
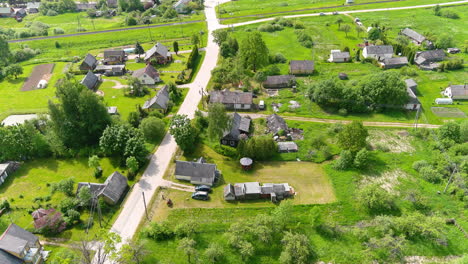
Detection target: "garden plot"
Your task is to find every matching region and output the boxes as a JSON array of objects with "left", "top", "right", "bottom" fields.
[
  {"left": 361, "top": 169, "right": 408, "bottom": 194},
  {"left": 431, "top": 107, "right": 467, "bottom": 118},
  {"left": 21, "top": 63, "right": 55, "bottom": 91},
  {"left": 368, "top": 130, "right": 414, "bottom": 153}
]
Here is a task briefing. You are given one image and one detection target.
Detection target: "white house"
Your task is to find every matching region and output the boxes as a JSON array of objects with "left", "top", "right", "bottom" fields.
[
  {"left": 132, "top": 64, "right": 160, "bottom": 85},
  {"left": 328, "top": 50, "right": 350, "bottom": 63},
  {"left": 363, "top": 45, "right": 393, "bottom": 60},
  {"left": 173, "top": 0, "right": 191, "bottom": 13},
  {"left": 443, "top": 85, "right": 468, "bottom": 100}
]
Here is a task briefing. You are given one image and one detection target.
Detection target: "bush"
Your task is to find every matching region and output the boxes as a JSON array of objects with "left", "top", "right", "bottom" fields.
[
  {"left": 419, "top": 167, "right": 442, "bottom": 183},
  {"left": 127, "top": 17, "right": 137, "bottom": 26},
  {"left": 143, "top": 222, "right": 174, "bottom": 240},
  {"left": 357, "top": 184, "right": 396, "bottom": 213},
  {"left": 51, "top": 178, "right": 75, "bottom": 196},
  {"left": 53, "top": 28, "right": 64, "bottom": 35},
  {"left": 441, "top": 10, "right": 459, "bottom": 19},
  {"left": 46, "top": 9, "right": 58, "bottom": 16},
  {"left": 412, "top": 160, "right": 430, "bottom": 172},
  {"left": 271, "top": 53, "right": 287, "bottom": 64},
  {"left": 0, "top": 200, "right": 10, "bottom": 211},
  {"left": 338, "top": 108, "right": 348, "bottom": 116},
  {"left": 333, "top": 150, "right": 354, "bottom": 170},
  {"left": 140, "top": 117, "right": 165, "bottom": 142},
  {"left": 58, "top": 198, "right": 80, "bottom": 214},
  {"left": 354, "top": 148, "right": 369, "bottom": 169},
  {"left": 293, "top": 21, "right": 305, "bottom": 29},
  {"left": 213, "top": 143, "right": 237, "bottom": 158}
]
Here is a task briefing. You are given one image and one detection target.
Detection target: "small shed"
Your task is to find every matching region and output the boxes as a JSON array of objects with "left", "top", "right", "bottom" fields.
[
  {"left": 405, "top": 79, "right": 417, "bottom": 92},
  {"left": 224, "top": 184, "right": 236, "bottom": 201},
  {"left": 107, "top": 106, "right": 118, "bottom": 115},
  {"left": 289, "top": 60, "right": 314, "bottom": 75},
  {"left": 435, "top": 98, "right": 453, "bottom": 105},
  {"left": 278, "top": 142, "right": 298, "bottom": 153},
  {"left": 240, "top": 157, "right": 253, "bottom": 170},
  {"left": 37, "top": 79, "right": 48, "bottom": 89},
  {"left": 263, "top": 75, "right": 296, "bottom": 89}
]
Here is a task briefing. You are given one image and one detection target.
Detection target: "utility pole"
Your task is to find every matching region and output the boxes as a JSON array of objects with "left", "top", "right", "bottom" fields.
[{"left": 142, "top": 192, "right": 149, "bottom": 220}]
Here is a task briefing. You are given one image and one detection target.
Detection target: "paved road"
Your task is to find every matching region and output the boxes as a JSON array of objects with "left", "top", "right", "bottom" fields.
[
  {"left": 241, "top": 113, "right": 440, "bottom": 128},
  {"left": 7, "top": 20, "right": 203, "bottom": 43},
  {"left": 95, "top": 1, "right": 221, "bottom": 261},
  {"left": 226, "top": 0, "right": 468, "bottom": 27}
]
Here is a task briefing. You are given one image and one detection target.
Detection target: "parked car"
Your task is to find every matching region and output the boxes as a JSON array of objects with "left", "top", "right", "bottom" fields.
[
  {"left": 319, "top": 12, "right": 325, "bottom": 16},
  {"left": 354, "top": 17, "right": 360, "bottom": 22},
  {"left": 333, "top": 11, "right": 339, "bottom": 15},
  {"left": 259, "top": 100, "right": 265, "bottom": 110},
  {"left": 192, "top": 191, "right": 209, "bottom": 200},
  {"left": 195, "top": 185, "right": 212, "bottom": 192}
]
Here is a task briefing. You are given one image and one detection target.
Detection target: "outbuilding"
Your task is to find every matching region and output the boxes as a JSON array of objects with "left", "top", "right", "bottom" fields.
[
  {"left": 263, "top": 75, "right": 296, "bottom": 89},
  {"left": 289, "top": 60, "right": 314, "bottom": 75},
  {"left": 363, "top": 45, "right": 394, "bottom": 61},
  {"left": 328, "top": 50, "right": 350, "bottom": 63},
  {"left": 435, "top": 98, "right": 453, "bottom": 105}
]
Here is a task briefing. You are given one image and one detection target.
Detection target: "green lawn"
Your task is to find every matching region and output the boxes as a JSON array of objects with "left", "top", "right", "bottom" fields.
[
  {"left": 218, "top": 0, "right": 463, "bottom": 24},
  {"left": 2, "top": 11, "right": 205, "bottom": 36},
  {"left": 0, "top": 157, "right": 134, "bottom": 243},
  {"left": 10, "top": 22, "right": 208, "bottom": 64}
]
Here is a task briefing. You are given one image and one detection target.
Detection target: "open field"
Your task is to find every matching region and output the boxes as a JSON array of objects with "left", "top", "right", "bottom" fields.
[
  {"left": 431, "top": 107, "right": 467, "bottom": 118},
  {"left": 9, "top": 22, "right": 207, "bottom": 63},
  {"left": 0, "top": 157, "right": 134, "bottom": 242},
  {"left": 218, "top": 0, "right": 465, "bottom": 24},
  {"left": 139, "top": 124, "right": 468, "bottom": 264},
  {"left": 1, "top": 11, "right": 205, "bottom": 36}
]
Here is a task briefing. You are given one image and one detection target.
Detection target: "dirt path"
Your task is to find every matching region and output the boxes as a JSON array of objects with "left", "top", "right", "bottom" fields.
[
  {"left": 240, "top": 113, "right": 440, "bottom": 128},
  {"left": 103, "top": 79, "right": 128, "bottom": 89}
]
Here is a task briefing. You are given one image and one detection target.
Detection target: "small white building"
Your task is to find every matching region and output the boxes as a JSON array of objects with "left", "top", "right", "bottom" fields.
[
  {"left": 37, "top": 79, "right": 47, "bottom": 89},
  {"left": 346, "top": 0, "right": 354, "bottom": 3},
  {"left": 435, "top": 98, "right": 453, "bottom": 105},
  {"left": 328, "top": 50, "right": 350, "bottom": 63},
  {"left": 363, "top": 45, "right": 393, "bottom": 61}
]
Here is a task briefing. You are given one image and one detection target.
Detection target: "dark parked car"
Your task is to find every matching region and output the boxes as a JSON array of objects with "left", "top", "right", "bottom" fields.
[
  {"left": 192, "top": 191, "right": 209, "bottom": 201},
  {"left": 195, "top": 185, "right": 212, "bottom": 192}
]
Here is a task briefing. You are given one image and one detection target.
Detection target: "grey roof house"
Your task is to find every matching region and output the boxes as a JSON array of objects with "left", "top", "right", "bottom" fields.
[
  {"left": 363, "top": 45, "right": 394, "bottom": 60},
  {"left": 95, "top": 64, "right": 126, "bottom": 76},
  {"left": 80, "top": 53, "right": 98, "bottom": 71},
  {"left": 221, "top": 113, "right": 250, "bottom": 147},
  {"left": 405, "top": 79, "right": 417, "bottom": 92},
  {"left": 400, "top": 28, "right": 432, "bottom": 47},
  {"left": 289, "top": 60, "right": 314, "bottom": 75},
  {"left": 209, "top": 90, "right": 253, "bottom": 110},
  {"left": 175, "top": 157, "right": 219, "bottom": 186},
  {"left": 80, "top": 71, "right": 100, "bottom": 90},
  {"left": 328, "top": 50, "right": 350, "bottom": 62},
  {"left": 142, "top": 85, "right": 170, "bottom": 111},
  {"left": 76, "top": 171, "right": 128, "bottom": 205},
  {"left": 26, "top": 2, "right": 41, "bottom": 13},
  {"left": 0, "top": 7, "right": 14, "bottom": 17},
  {"left": 76, "top": 3, "right": 97, "bottom": 11},
  {"left": 144, "top": 43, "right": 172, "bottom": 64},
  {"left": 263, "top": 75, "right": 296, "bottom": 89},
  {"left": 0, "top": 223, "right": 44, "bottom": 264},
  {"left": 414, "top": 50, "right": 445, "bottom": 70},
  {"left": 266, "top": 114, "right": 288, "bottom": 135},
  {"left": 0, "top": 162, "right": 19, "bottom": 187},
  {"left": 173, "top": 0, "right": 191, "bottom": 13},
  {"left": 380, "top": 57, "right": 408, "bottom": 69},
  {"left": 103, "top": 49, "right": 126, "bottom": 65},
  {"left": 443, "top": 84, "right": 468, "bottom": 100},
  {"left": 278, "top": 141, "right": 298, "bottom": 153}
]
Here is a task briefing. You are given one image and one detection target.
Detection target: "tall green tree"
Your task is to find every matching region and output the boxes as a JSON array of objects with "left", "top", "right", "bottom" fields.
[
  {"left": 337, "top": 121, "right": 368, "bottom": 153},
  {"left": 4, "top": 64, "right": 23, "bottom": 79},
  {"left": 360, "top": 72, "right": 408, "bottom": 107},
  {"left": 140, "top": 117, "right": 165, "bottom": 142},
  {"left": 207, "top": 103, "right": 230, "bottom": 141},
  {"left": 135, "top": 42, "right": 145, "bottom": 58},
  {"left": 239, "top": 32, "right": 269, "bottom": 72},
  {"left": 173, "top": 41, "right": 179, "bottom": 55},
  {"left": 178, "top": 238, "right": 197, "bottom": 263},
  {"left": 340, "top": 24, "right": 351, "bottom": 37},
  {"left": 170, "top": 114, "right": 198, "bottom": 152},
  {"left": 49, "top": 78, "right": 111, "bottom": 148},
  {"left": 0, "top": 35, "right": 10, "bottom": 67},
  {"left": 335, "top": 17, "right": 343, "bottom": 27}
]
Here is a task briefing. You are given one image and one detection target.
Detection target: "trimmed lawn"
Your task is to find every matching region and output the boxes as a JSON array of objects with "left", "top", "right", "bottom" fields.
[
  {"left": 0, "top": 62, "right": 67, "bottom": 121},
  {"left": 155, "top": 143, "right": 336, "bottom": 222},
  {"left": 0, "top": 157, "right": 133, "bottom": 242}
]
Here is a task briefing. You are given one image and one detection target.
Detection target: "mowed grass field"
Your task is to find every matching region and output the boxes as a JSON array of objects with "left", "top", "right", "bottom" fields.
[
  {"left": 218, "top": 0, "right": 459, "bottom": 24},
  {"left": 157, "top": 145, "right": 336, "bottom": 221},
  {"left": 1, "top": 11, "right": 205, "bottom": 36},
  {"left": 0, "top": 157, "right": 132, "bottom": 242},
  {"left": 10, "top": 22, "right": 207, "bottom": 63},
  {"left": 231, "top": 10, "right": 467, "bottom": 123}
]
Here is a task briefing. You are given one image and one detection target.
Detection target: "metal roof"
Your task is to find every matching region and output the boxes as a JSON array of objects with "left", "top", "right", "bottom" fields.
[
  {"left": 144, "top": 43, "right": 169, "bottom": 61},
  {"left": 364, "top": 45, "right": 393, "bottom": 55},
  {"left": 401, "top": 28, "right": 426, "bottom": 43},
  {"left": 289, "top": 60, "right": 314, "bottom": 71},
  {"left": 209, "top": 90, "right": 253, "bottom": 105}
]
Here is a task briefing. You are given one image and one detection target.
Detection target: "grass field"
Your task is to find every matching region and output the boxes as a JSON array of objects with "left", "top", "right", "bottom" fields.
[
  {"left": 138, "top": 124, "right": 468, "bottom": 264},
  {"left": 229, "top": 10, "right": 467, "bottom": 124},
  {"left": 218, "top": 0, "right": 463, "bottom": 24},
  {"left": 0, "top": 157, "right": 133, "bottom": 242},
  {"left": 10, "top": 22, "right": 207, "bottom": 64},
  {"left": 1, "top": 11, "right": 205, "bottom": 36}
]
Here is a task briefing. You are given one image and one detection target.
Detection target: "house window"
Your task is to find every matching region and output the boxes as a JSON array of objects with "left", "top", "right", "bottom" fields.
[
  {"left": 222, "top": 140, "right": 227, "bottom": 145},
  {"left": 230, "top": 141, "right": 235, "bottom": 147}
]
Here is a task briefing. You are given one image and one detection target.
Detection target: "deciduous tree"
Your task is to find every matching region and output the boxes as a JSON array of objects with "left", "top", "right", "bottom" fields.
[
  {"left": 173, "top": 41, "right": 179, "bottom": 55},
  {"left": 178, "top": 238, "right": 197, "bottom": 263},
  {"left": 337, "top": 121, "right": 368, "bottom": 153},
  {"left": 170, "top": 114, "right": 198, "bottom": 152},
  {"left": 207, "top": 103, "right": 230, "bottom": 141},
  {"left": 140, "top": 116, "right": 165, "bottom": 142},
  {"left": 239, "top": 32, "right": 269, "bottom": 72},
  {"left": 279, "top": 232, "right": 313, "bottom": 264}
]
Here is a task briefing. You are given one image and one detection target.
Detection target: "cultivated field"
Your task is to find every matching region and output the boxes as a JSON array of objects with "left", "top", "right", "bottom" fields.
[{"left": 21, "top": 63, "right": 55, "bottom": 91}]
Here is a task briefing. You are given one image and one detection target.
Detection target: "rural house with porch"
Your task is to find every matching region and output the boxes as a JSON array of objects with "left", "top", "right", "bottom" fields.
[
  {"left": 328, "top": 50, "right": 350, "bottom": 62},
  {"left": 80, "top": 54, "right": 98, "bottom": 71},
  {"left": 175, "top": 157, "right": 219, "bottom": 186},
  {"left": 103, "top": 49, "right": 126, "bottom": 65},
  {"left": 132, "top": 64, "right": 161, "bottom": 84},
  {"left": 443, "top": 84, "right": 468, "bottom": 100},
  {"left": 289, "top": 60, "right": 314, "bottom": 75},
  {"left": 144, "top": 43, "right": 172, "bottom": 64},
  {"left": 80, "top": 71, "right": 100, "bottom": 90},
  {"left": 363, "top": 45, "right": 394, "bottom": 61},
  {"left": 142, "top": 85, "right": 170, "bottom": 111},
  {"left": 209, "top": 90, "right": 253, "bottom": 110},
  {"left": 0, "top": 223, "right": 45, "bottom": 263},
  {"left": 76, "top": 171, "right": 128, "bottom": 205},
  {"left": 414, "top": 50, "right": 445, "bottom": 70}
]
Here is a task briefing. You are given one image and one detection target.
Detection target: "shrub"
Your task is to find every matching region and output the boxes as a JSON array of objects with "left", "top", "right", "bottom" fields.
[
  {"left": 441, "top": 10, "right": 459, "bottom": 19},
  {"left": 0, "top": 200, "right": 10, "bottom": 211},
  {"left": 419, "top": 167, "right": 442, "bottom": 183},
  {"left": 272, "top": 53, "right": 287, "bottom": 63},
  {"left": 46, "top": 9, "right": 58, "bottom": 16},
  {"left": 338, "top": 108, "right": 348, "bottom": 116},
  {"left": 174, "top": 220, "right": 198, "bottom": 238},
  {"left": 293, "top": 21, "right": 305, "bottom": 29},
  {"left": 51, "top": 178, "right": 75, "bottom": 196},
  {"left": 333, "top": 150, "right": 354, "bottom": 170},
  {"left": 213, "top": 143, "right": 237, "bottom": 158},
  {"left": 53, "top": 28, "right": 64, "bottom": 35},
  {"left": 58, "top": 198, "right": 80, "bottom": 214},
  {"left": 140, "top": 117, "right": 165, "bottom": 142},
  {"left": 375, "top": 143, "right": 390, "bottom": 152},
  {"left": 143, "top": 222, "right": 174, "bottom": 240},
  {"left": 127, "top": 17, "right": 137, "bottom": 26},
  {"left": 328, "top": 123, "right": 344, "bottom": 134},
  {"left": 357, "top": 184, "right": 396, "bottom": 213},
  {"left": 412, "top": 160, "right": 430, "bottom": 172},
  {"left": 354, "top": 148, "right": 369, "bottom": 169}
]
